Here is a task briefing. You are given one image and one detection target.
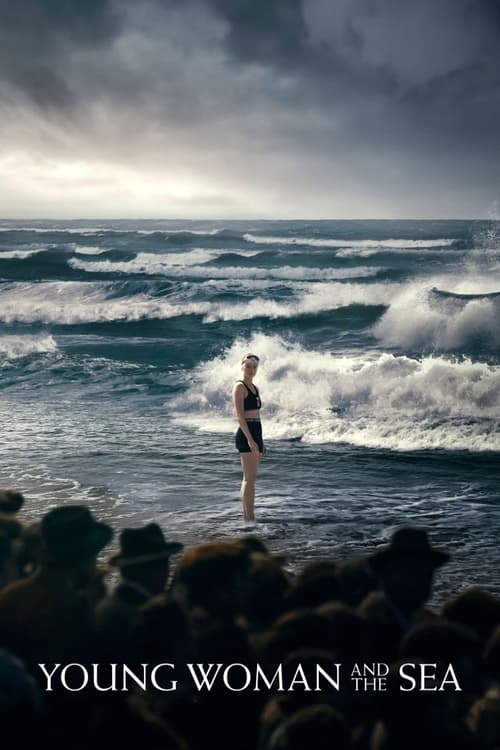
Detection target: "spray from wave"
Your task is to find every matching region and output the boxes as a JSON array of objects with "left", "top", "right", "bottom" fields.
[{"left": 0, "top": 334, "right": 59, "bottom": 360}]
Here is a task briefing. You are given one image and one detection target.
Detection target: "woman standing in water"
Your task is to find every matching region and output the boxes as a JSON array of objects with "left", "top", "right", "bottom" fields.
[{"left": 233, "top": 353, "right": 265, "bottom": 521}]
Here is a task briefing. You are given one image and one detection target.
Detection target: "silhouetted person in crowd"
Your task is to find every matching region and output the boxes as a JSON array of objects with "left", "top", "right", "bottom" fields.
[
  {"left": 16, "top": 521, "right": 43, "bottom": 577},
  {"left": 0, "top": 514, "right": 22, "bottom": 590},
  {"left": 96, "top": 523, "right": 182, "bottom": 659},
  {"left": 0, "top": 535, "right": 18, "bottom": 591},
  {"left": 0, "top": 505, "right": 113, "bottom": 667},
  {"left": 335, "top": 555, "right": 378, "bottom": 607},
  {"left": 239, "top": 551, "right": 290, "bottom": 633},
  {"left": 285, "top": 559, "right": 340, "bottom": 610},
  {"left": 359, "top": 527, "right": 449, "bottom": 661},
  {"left": 372, "top": 659, "right": 481, "bottom": 750},
  {"left": 172, "top": 540, "right": 250, "bottom": 622},
  {"left": 0, "top": 648, "right": 44, "bottom": 745},
  {"left": 0, "top": 489, "right": 24, "bottom": 514},
  {"left": 443, "top": 587, "right": 500, "bottom": 645},
  {"left": 265, "top": 703, "right": 350, "bottom": 750}
]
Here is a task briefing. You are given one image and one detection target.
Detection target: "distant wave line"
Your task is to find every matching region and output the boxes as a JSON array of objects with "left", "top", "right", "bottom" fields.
[{"left": 243, "top": 233, "right": 458, "bottom": 249}]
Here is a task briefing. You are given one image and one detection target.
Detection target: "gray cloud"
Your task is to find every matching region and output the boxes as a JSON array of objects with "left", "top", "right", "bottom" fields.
[
  {"left": 0, "top": 0, "right": 121, "bottom": 105},
  {"left": 206, "top": 0, "right": 308, "bottom": 65},
  {"left": 0, "top": 0, "right": 499, "bottom": 217}
]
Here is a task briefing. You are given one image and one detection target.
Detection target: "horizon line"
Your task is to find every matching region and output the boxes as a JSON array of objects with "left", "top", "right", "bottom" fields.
[{"left": 0, "top": 216, "right": 491, "bottom": 222}]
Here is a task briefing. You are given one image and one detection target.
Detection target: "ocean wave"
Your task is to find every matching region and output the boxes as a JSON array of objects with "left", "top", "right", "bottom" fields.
[
  {"left": 69, "top": 248, "right": 259, "bottom": 272},
  {"left": 136, "top": 228, "right": 222, "bottom": 236},
  {"left": 172, "top": 334, "right": 500, "bottom": 452},
  {"left": 202, "top": 282, "right": 395, "bottom": 322},
  {"left": 336, "top": 245, "right": 462, "bottom": 258},
  {"left": 0, "top": 282, "right": 210, "bottom": 324},
  {"left": 243, "top": 233, "right": 457, "bottom": 249},
  {"left": 374, "top": 276, "right": 500, "bottom": 351},
  {"left": 72, "top": 245, "right": 109, "bottom": 255},
  {"left": 0, "top": 279, "right": 394, "bottom": 326},
  {"left": 0, "top": 226, "right": 223, "bottom": 237},
  {"left": 0, "top": 334, "right": 59, "bottom": 360},
  {"left": 0, "top": 245, "right": 50, "bottom": 259},
  {"left": 0, "top": 227, "right": 107, "bottom": 235},
  {"left": 69, "top": 255, "right": 382, "bottom": 282}
]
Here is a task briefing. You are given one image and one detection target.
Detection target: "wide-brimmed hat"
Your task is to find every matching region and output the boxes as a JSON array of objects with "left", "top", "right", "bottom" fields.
[
  {"left": 369, "top": 527, "right": 450, "bottom": 572},
  {"left": 41, "top": 505, "right": 113, "bottom": 564},
  {"left": 109, "top": 523, "right": 183, "bottom": 567}
]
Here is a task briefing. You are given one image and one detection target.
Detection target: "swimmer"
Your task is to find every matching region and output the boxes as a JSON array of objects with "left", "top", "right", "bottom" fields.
[{"left": 232, "top": 353, "right": 266, "bottom": 521}]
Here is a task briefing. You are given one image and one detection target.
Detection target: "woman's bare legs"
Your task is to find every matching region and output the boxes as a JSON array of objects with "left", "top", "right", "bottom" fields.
[{"left": 240, "top": 452, "right": 261, "bottom": 521}]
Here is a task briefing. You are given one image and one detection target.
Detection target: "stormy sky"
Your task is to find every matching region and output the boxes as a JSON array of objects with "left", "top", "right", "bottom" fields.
[{"left": 1, "top": 0, "right": 499, "bottom": 218}]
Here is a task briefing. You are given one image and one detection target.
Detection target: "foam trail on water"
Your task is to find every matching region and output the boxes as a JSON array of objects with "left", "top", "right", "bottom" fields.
[{"left": 172, "top": 334, "right": 500, "bottom": 452}]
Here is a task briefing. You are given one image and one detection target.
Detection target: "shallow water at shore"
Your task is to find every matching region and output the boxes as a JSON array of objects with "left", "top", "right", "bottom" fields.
[{"left": 1, "top": 218, "right": 499, "bottom": 599}]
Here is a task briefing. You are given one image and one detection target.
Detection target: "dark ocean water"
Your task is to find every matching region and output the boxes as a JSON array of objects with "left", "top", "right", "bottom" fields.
[{"left": 1, "top": 218, "right": 499, "bottom": 599}]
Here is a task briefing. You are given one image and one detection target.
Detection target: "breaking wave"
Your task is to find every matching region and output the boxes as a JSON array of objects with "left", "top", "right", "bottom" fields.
[{"left": 172, "top": 334, "right": 500, "bottom": 452}]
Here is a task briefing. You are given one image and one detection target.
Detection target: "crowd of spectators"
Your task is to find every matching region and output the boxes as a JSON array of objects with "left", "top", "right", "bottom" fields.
[{"left": 1, "top": 487, "right": 500, "bottom": 749}]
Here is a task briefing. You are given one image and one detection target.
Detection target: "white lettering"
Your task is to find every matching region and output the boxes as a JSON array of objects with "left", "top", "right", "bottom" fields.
[
  {"left": 288, "top": 664, "right": 312, "bottom": 691},
  {"left": 223, "top": 663, "right": 251, "bottom": 692},
  {"left": 187, "top": 663, "right": 223, "bottom": 691},
  {"left": 92, "top": 663, "right": 117, "bottom": 692},
  {"left": 151, "top": 663, "right": 178, "bottom": 692},
  {"left": 254, "top": 664, "right": 284, "bottom": 692},
  {"left": 440, "top": 664, "right": 462, "bottom": 692},
  {"left": 399, "top": 663, "right": 417, "bottom": 691},
  {"left": 61, "top": 664, "right": 89, "bottom": 692},
  {"left": 38, "top": 663, "right": 61, "bottom": 691},
  {"left": 315, "top": 664, "right": 341, "bottom": 691},
  {"left": 122, "top": 664, "right": 148, "bottom": 691}
]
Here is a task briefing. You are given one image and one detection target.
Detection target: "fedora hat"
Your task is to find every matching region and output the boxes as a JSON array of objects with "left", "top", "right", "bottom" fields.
[
  {"left": 109, "top": 523, "right": 183, "bottom": 567},
  {"left": 41, "top": 505, "right": 113, "bottom": 564},
  {"left": 369, "top": 526, "right": 450, "bottom": 572}
]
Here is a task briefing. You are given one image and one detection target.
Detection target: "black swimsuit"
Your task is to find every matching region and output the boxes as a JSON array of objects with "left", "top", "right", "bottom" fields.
[
  {"left": 238, "top": 380, "right": 261, "bottom": 411},
  {"left": 235, "top": 381, "right": 263, "bottom": 453}
]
